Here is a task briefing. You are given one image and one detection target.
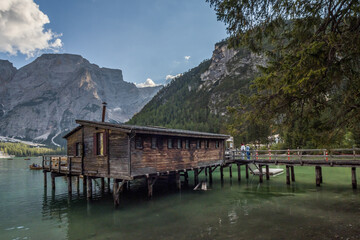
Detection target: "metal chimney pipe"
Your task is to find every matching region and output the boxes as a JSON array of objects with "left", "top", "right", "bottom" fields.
[{"left": 102, "top": 102, "right": 107, "bottom": 122}]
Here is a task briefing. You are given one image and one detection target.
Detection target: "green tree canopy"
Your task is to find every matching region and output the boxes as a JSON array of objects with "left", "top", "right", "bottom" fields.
[{"left": 208, "top": 0, "right": 360, "bottom": 148}]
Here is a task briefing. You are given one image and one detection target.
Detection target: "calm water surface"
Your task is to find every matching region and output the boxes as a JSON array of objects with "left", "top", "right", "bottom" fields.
[{"left": 1, "top": 158, "right": 360, "bottom": 240}]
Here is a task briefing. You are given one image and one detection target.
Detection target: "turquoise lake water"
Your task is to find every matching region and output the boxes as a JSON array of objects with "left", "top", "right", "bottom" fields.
[{"left": 1, "top": 157, "right": 360, "bottom": 240}]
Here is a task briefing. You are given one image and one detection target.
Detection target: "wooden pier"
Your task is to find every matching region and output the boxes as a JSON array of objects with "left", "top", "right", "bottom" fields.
[{"left": 42, "top": 119, "right": 360, "bottom": 206}]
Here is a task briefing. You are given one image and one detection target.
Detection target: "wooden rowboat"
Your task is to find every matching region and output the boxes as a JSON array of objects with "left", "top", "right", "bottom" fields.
[{"left": 29, "top": 164, "right": 42, "bottom": 170}]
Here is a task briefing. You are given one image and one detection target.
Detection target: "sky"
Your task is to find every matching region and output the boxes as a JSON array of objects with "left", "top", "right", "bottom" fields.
[{"left": 0, "top": 0, "right": 228, "bottom": 86}]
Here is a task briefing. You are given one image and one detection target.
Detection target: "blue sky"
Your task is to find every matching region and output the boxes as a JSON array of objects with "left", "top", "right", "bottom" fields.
[{"left": 0, "top": 0, "right": 228, "bottom": 85}]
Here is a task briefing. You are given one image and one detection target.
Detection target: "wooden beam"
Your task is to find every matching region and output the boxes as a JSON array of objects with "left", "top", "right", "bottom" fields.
[
  {"left": 209, "top": 167, "right": 213, "bottom": 185},
  {"left": 265, "top": 165, "right": 270, "bottom": 180},
  {"left": 83, "top": 176, "right": 87, "bottom": 193},
  {"left": 352, "top": 167, "right": 357, "bottom": 189},
  {"left": 87, "top": 176, "right": 92, "bottom": 199},
  {"left": 101, "top": 177, "right": 105, "bottom": 193},
  {"left": 176, "top": 172, "right": 181, "bottom": 190},
  {"left": 194, "top": 168, "right": 199, "bottom": 186},
  {"left": 237, "top": 164, "right": 241, "bottom": 181},
  {"left": 229, "top": 164, "right": 232, "bottom": 178},
  {"left": 291, "top": 166, "right": 295, "bottom": 182},
  {"left": 245, "top": 164, "right": 249, "bottom": 179},
  {"left": 43, "top": 171, "right": 47, "bottom": 188},
  {"left": 51, "top": 173, "right": 56, "bottom": 190},
  {"left": 315, "top": 166, "right": 321, "bottom": 186},
  {"left": 107, "top": 178, "right": 111, "bottom": 192},
  {"left": 259, "top": 165, "right": 263, "bottom": 183},
  {"left": 81, "top": 127, "right": 84, "bottom": 175},
  {"left": 113, "top": 179, "right": 119, "bottom": 206},
  {"left": 67, "top": 175, "right": 72, "bottom": 194},
  {"left": 286, "top": 165, "right": 290, "bottom": 185},
  {"left": 76, "top": 176, "right": 80, "bottom": 192},
  {"left": 319, "top": 166, "right": 323, "bottom": 183},
  {"left": 220, "top": 166, "right": 224, "bottom": 181},
  {"left": 106, "top": 129, "right": 110, "bottom": 175}
]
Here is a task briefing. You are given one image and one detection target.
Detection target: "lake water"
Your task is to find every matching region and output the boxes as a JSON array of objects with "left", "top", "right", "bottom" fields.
[{"left": 1, "top": 157, "right": 360, "bottom": 240}]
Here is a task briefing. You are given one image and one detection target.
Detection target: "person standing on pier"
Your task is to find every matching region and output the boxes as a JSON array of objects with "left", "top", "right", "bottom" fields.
[
  {"left": 246, "top": 144, "right": 251, "bottom": 160},
  {"left": 241, "top": 143, "right": 245, "bottom": 160}
]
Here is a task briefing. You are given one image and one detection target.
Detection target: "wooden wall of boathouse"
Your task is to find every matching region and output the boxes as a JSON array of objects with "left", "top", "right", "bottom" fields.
[{"left": 130, "top": 134, "right": 224, "bottom": 177}]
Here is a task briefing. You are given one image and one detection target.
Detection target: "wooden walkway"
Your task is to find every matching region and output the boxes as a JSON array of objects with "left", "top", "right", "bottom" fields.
[{"left": 227, "top": 148, "right": 360, "bottom": 188}]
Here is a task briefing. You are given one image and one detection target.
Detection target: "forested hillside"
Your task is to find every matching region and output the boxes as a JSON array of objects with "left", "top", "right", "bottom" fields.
[{"left": 128, "top": 42, "right": 264, "bottom": 143}]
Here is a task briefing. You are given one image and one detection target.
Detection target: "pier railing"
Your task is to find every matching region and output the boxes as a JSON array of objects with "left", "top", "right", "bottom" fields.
[
  {"left": 42, "top": 155, "right": 82, "bottom": 174},
  {"left": 229, "top": 148, "right": 360, "bottom": 166}
]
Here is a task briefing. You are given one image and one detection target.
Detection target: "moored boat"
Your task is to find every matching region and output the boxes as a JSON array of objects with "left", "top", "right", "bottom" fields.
[{"left": 29, "top": 164, "right": 42, "bottom": 170}]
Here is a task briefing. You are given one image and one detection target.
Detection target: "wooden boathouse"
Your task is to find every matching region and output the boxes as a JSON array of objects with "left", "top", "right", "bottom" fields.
[{"left": 43, "top": 119, "right": 229, "bottom": 205}]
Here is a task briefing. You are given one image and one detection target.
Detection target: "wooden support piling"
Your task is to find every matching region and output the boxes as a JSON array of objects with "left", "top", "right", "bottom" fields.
[
  {"left": 205, "top": 167, "right": 208, "bottom": 177},
  {"left": 209, "top": 167, "right": 213, "bottom": 184},
  {"left": 229, "top": 164, "right": 232, "bottom": 178},
  {"left": 147, "top": 177, "right": 153, "bottom": 198},
  {"left": 259, "top": 165, "right": 263, "bottom": 183},
  {"left": 194, "top": 168, "right": 199, "bottom": 186},
  {"left": 286, "top": 165, "right": 290, "bottom": 185},
  {"left": 76, "top": 176, "right": 80, "bottom": 192},
  {"left": 184, "top": 172, "right": 189, "bottom": 186},
  {"left": 67, "top": 175, "right": 72, "bottom": 193},
  {"left": 107, "top": 178, "right": 111, "bottom": 192},
  {"left": 176, "top": 172, "right": 181, "bottom": 190},
  {"left": 352, "top": 167, "right": 357, "bottom": 189},
  {"left": 43, "top": 171, "right": 47, "bottom": 187},
  {"left": 291, "top": 166, "right": 295, "bottom": 182},
  {"left": 101, "top": 177, "right": 105, "bottom": 193},
  {"left": 220, "top": 166, "right": 224, "bottom": 181},
  {"left": 51, "top": 173, "right": 56, "bottom": 190},
  {"left": 265, "top": 165, "right": 270, "bottom": 180},
  {"left": 83, "top": 176, "right": 87, "bottom": 192},
  {"left": 245, "top": 164, "right": 249, "bottom": 179},
  {"left": 87, "top": 176, "right": 92, "bottom": 199},
  {"left": 237, "top": 164, "right": 241, "bottom": 181},
  {"left": 113, "top": 179, "right": 119, "bottom": 206},
  {"left": 319, "top": 167, "right": 323, "bottom": 183},
  {"left": 315, "top": 166, "right": 321, "bottom": 187}
]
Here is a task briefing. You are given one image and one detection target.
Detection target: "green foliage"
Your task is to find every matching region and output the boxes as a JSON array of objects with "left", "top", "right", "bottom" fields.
[
  {"left": 0, "top": 142, "right": 66, "bottom": 157},
  {"left": 208, "top": 0, "right": 360, "bottom": 148}
]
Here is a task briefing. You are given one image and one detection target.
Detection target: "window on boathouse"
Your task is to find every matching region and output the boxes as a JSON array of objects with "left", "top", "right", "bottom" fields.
[
  {"left": 205, "top": 140, "right": 209, "bottom": 149},
  {"left": 185, "top": 139, "right": 190, "bottom": 149},
  {"left": 196, "top": 140, "right": 201, "bottom": 149},
  {"left": 75, "top": 142, "right": 82, "bottom": 156},
  {"left": 168, "top": 139, "right": 173, "bottom": 149},
  {"left": 215, "top": 140, "right": 219, "bottom": 148},
  {"left": 177, "top": 139, "right": 182, "bottom": 149},
  {"left": 151, "top": 137, "right": 157, "bottom": 149},
  {"left": 96, "top": 132, "right": 104, "bottom": 155},
  {"left": 135, "top": 137, "right": 143, "bottom": 149}
]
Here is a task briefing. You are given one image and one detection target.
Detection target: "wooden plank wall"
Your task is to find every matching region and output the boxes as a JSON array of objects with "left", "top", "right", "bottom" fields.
[
  {"left": 66, "top": 128, "right": 82, "bottom": 170},
  {"left": 131, "top": 134, "right": 224, "bottom": 176},
  {"left": 67, "top": 126, "right": 130, "bottom": 179}
]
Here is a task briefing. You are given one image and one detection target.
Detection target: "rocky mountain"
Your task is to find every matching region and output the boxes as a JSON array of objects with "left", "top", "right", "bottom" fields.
[
  {"left": 128, "top": 41, "right": 265, "bottom": 134},
  {"left": 0, "top": 54, "right": 162, "bottom": 146}
]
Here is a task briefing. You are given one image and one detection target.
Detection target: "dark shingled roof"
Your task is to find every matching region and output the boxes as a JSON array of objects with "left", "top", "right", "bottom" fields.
[{"left": 63, "top": 120, "right": 229, "bottom": 139}]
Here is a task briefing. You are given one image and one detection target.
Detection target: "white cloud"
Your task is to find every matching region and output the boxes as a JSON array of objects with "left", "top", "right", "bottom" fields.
[
  {"left": 165, "top": 73, "right": 182, "bottom": 81},
  {"left": 136, "top": 78, "right": 160, "bottom": 88},
  {"left": 0, "top": 0, "right": 62, "bottom": 58},
  {"left": 184, "top": 56, "right": 191, "bottom": 60}
]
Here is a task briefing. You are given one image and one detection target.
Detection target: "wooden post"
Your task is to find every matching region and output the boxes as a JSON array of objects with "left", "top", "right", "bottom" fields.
[
  {"left": 205, "top": 167, "right": 208, "bottom": 177},
  {"left": 87, "top": 176, "right": 92, "bottom": 199},
  {"left": 229, "top": 164, "right": 232, "bottom": 178},
  {"left": 319, "top": 167, "right": 323, "bottom": 183},
  {"left": 266, "top": 165, "right": 270, "bottom": 180},
  {"left": 194, "top": 168, "right": 199, "bottom": 186},
  {"left": 184, "top": 172, "right": 189, "bottom": 186},
  {"left": 101, "top": 177, "right": 105, "bottom": 193},
  {"left": 245, "top": 164, "right": 249, "bottom": 179},
  {"left": 220, "top": 166, "right": 224, "bottom": 181},
  {"left": 259, "top": 165, "right": 263, "bottom": 183},
  {"left": 147, "top": 177, "right": 153, "bottom": 198},
  {"left": 76, "top": 176, "right": 80, "bottom": 192},
  {"left": 286, "top": 165, "right": 290, "bottom": 185},
  {"left": 352, "top": 167, "right": 357, "bottom": 189},
  {"left": 107, "top": 178, "right": 111, "bottom": 192},
  {"left": 315, "top": 166, "right": 321, "bottom": 186},
  {"left": 67, "top": 175, "right": 72, "bottom": 193},
  {"left": 113, "top": 179, "right": 120, "bottom": 206},
  {"left": 51, "top": 173, "right": 56, "bottom": 190},
  {"left": 237, "top": 164, "right": 241, "bottom": 182},
  {"left": 176, "top": 172, "right": 181, "bottom": 190},
  {"left": 291, "top": 166, "right": 295, "bottom": 182},
  {"left": 43, "top": 171, "right": 47, "bottom": 187},
  {"left": 209, "top": 167, "right": 213, "bottom": 184},
  {"left": 83, "top": 176, "right": 87, "bottom": 192}
]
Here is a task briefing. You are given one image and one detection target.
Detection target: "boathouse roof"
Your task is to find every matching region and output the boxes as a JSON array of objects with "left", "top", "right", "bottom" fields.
[{"left": 63, "top": 120, "right": 230, "bottom": 139}]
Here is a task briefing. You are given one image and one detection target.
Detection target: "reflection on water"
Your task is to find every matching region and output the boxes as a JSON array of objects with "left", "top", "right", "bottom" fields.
[{"left": 1, "top": 158, "right": 360, "bottom": 240}]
